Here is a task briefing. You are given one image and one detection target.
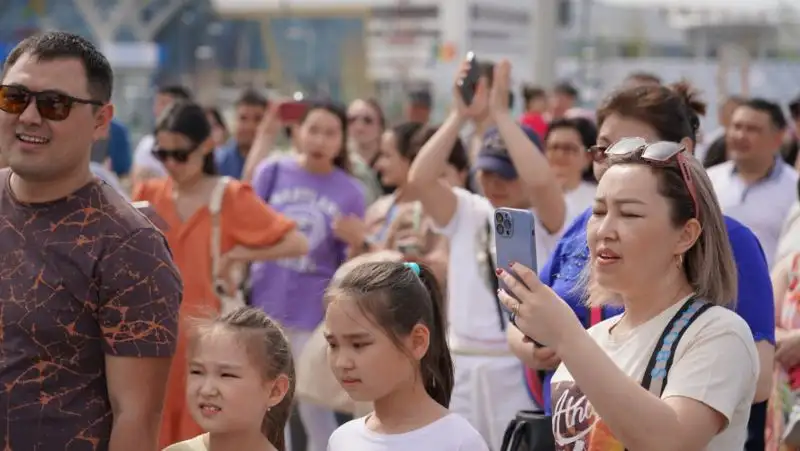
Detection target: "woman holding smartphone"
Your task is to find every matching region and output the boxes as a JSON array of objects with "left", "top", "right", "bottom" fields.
[
  {"left": 499, "top": 139, "right": 758, "bottom": 449},
  {"left": 507, "top": 82, "right": 774, "bottom": 450}
]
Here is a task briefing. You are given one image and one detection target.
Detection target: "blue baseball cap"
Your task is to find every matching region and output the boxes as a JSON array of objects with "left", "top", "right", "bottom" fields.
[{"left": 474, "top": 125, "right": 542, "bottom": 180}]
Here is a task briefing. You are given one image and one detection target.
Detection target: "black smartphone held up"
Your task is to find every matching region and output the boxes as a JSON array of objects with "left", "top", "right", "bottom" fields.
[
  {"left": 457, "top": 51, "right": 481, "bottom": 106},
  {"left": 493, "top": 207, "right": 543, "bottom": 346}
]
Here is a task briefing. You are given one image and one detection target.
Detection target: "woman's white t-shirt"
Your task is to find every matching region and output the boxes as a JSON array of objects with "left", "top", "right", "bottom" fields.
[
  {"left": 550, "top": 298, "right": 758, "bottom": 451},
  {"left": 327, "top": 413, "right": 489, "bottom": 451},
  {"left": 565, "top": 181, "right": 596, "bottom": 215},
  {"left": 432, "top": 188, "right": 565, "bottom": 351}
]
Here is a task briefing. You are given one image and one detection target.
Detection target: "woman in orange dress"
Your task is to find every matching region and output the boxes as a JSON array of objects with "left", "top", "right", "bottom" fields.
[{"left": 132, "top": 100, "right": 308, "bottom": 448}]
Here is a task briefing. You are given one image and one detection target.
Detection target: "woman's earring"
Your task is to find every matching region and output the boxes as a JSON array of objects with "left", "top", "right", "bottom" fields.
[{"left": 675, "top": 254, "right": 684, "bottom": 269}]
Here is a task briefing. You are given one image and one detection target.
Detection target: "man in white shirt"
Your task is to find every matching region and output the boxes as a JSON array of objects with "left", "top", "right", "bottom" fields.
[
  {"left": 708, "top": 98, "right": 799, "bottom": 268},
  {"left": 407, "top": 60, "right": 568, "bottom": 450}
]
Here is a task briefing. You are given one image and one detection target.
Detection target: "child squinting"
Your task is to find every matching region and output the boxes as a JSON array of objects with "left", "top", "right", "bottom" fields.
[
  {"left": 324, "top": 261, "right": 489, "bottom": 451},
  {"left": 163, "top": 308, "right": 294, "bottom": 451}
]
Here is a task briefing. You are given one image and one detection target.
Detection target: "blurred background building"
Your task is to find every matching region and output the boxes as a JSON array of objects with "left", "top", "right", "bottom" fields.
[{"left": 3, "top": 0, "right": 800, "bottom": 138}]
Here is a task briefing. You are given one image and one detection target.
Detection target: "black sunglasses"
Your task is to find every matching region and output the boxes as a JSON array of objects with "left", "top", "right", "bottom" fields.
[
  {"left": 151, "top": 146, "right": 196, "bottom": 163},
  {"left": 347, "top": 115, "right": 374, "bottom": 125},
  {"left": 0, "top": 85, "right": 103, "bottom": 121}
]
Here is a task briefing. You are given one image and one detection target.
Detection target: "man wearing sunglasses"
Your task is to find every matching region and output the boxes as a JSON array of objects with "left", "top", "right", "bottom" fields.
[{"left": 0, "top": 32, "right": 181, "bottom": 451}]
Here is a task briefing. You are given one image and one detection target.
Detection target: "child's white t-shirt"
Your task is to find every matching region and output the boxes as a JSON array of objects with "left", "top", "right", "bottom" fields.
[{"left": 327, "top": 413, "right": 489, "bottom": 451}]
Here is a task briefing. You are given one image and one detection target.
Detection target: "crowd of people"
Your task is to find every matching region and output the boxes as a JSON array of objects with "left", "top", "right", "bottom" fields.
[{"left": 2, "top": 30, "right": 800, "bottom": 451}]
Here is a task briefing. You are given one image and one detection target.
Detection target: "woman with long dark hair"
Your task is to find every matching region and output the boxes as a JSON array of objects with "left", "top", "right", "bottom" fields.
[{"left": 132, "top": 100, "right": 308, "bottom": 448}]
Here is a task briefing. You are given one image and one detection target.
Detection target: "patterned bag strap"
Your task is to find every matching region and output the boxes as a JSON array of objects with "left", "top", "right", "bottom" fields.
[
  {"left": 641, "top": 296, "right": 713, "bottom": 396},
  {"left": 620, "top": 296, "right": 712, "bottom": 451},
  {"left": 209, "top": 176, "right": 232, "bottom": 282}
]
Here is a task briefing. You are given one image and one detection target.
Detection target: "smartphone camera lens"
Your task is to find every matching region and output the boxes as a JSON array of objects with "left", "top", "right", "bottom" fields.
[
  {"left": 496, "top": 223, "right": 505, "bottom": 235},
  {"left": 495, "top": 212, "right": 504, "bottom": 224}
]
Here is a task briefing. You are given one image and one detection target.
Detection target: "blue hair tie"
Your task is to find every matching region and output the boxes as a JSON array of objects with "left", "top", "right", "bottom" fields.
[{"left": 404, "top": 262, "right": 420, "bottom": 276}]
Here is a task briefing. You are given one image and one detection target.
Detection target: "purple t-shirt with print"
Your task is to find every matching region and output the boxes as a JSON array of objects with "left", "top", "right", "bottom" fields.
[{"left": 250, "top": 157, "right": 366, "bottom": 330}]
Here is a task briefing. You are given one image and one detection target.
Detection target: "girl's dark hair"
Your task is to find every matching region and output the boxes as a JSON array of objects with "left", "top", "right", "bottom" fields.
[
  {"left": 205, "top": 106, "right": 229, "bottom": 134},
  {"left": 392, "top": 122, "right": 426, "bottom": 160},
  {"left": 362, "top": 97, "right": 387, "bottom": 130},
  {"left": 324, "top": 262, "right": 454, "bottom": 407},
  {"left": 156, "top": 100, "right": 217, "bottom": 175},
  {"left": 391, "top": 122, "right": 468, "bottom": 172},
  {"left": 546, "top": 117, "right": 598, "bottom": 182},
  {"left": 522, "top": 85, "right": 546, "bottom": 104},
  {"left": 300, "top": 100, "right": 351, "bottom": 174},
  {"left": 188, "top": 307, "right": 295, "bottom": 451},
  {"left": 597, "top": 80, "right": 707, "bottom": 144},
  {"left": 546, "top": 117, "right": 597, "bottom": 149}
]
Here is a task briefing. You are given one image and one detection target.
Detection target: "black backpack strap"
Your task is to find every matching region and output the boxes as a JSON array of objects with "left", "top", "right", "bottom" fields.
[
  {"left": 485, "top": 219, "right": 507, "bottom": 331},
  {"left": 640, "top": 296, "right": 712, "bottom": 396},
  {"left": 501, "top": 418, "right": 530, "bottom": 451},
  {"left": 262, "top": 160, "right": 281, "bottom": 203}
]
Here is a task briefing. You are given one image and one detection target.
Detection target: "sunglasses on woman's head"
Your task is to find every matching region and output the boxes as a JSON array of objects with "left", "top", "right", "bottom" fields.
[
  {"left": 589, "top": 137, "right": 700, "bottom": 220},
  {"left": 0, "top": 85, "right": 104, "bottom": 121},
  {"left": 151, "top": 147, "right": 195, "bottom": 163}
]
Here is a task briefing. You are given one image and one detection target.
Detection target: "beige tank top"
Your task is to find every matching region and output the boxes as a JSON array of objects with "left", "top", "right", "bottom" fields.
[{"left": 162, "top": 434, "right": 208, "bottom": 451}]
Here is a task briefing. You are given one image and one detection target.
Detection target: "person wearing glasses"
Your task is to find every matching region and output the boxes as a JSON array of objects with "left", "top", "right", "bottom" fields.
[
  {"left": 346, "top": 98, "right": 388, "bottom": 199},
  {"left": 507, "top": 82, "right": 775, "bottom": 450},
  {"left": 0, "top": 32, "right": 183, "bottom": 451},
  {"left": 542, "top": 117, "right": 598, "bottom": 214},
  {"left": 131, "top": 100, "right": 308, "bottom": 448},
  {"left": 499, "top": 133, "right": 758, "bottom": 449}
]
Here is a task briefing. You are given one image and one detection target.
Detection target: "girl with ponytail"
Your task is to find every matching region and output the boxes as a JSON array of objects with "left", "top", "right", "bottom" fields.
[
  {"left": 164, "top": 307, "right": 295, "bottom": 451},
  {"left": 323, "top": 261, "right": 489, "bottom": 451}
]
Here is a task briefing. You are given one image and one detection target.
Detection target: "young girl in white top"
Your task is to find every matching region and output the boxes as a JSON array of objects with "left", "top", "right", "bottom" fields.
[
  {"left": 163, "top": 307, "right": 294, "bottom": 451},
  {"left": 324, "top": 261, "right": 489, "bottom": 451}
]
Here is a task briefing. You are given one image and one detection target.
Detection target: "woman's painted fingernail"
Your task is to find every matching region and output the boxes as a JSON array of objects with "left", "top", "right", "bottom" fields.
[{"left": 495, "top": 268, "right": 503, "bottom": 276}]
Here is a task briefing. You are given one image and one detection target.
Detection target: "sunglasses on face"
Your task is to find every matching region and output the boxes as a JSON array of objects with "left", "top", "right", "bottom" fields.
[
  {"left": 589, "top": 137, "right": 700, "bottom": 220},
  {"left": 151, "top": 146, "right": 195, "bottom": 163},
  {"left": 0, "top": 84, "right": 103, "bottom": 121},
  {"left": 546, "top": 143, "right": 583, "bottom": 154},
  {"left": 348, "top": 115, "right": 374, "bottom": 125}
]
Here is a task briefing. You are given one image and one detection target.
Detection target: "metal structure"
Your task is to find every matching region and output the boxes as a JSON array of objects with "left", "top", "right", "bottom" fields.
[{"left": 71, "top": 0, "right": 190, "bottom": 42}]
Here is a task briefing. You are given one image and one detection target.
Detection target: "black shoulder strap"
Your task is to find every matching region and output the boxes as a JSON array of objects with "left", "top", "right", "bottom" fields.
[
  {"left": 485, "top": 219, "right": 507, "bottom": 331},
  {"left": 262, "top": 161, "right": 280, "bottom": 203},
  {"left": 641, "top": 296, "right": 713, "bottom": 395}
]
